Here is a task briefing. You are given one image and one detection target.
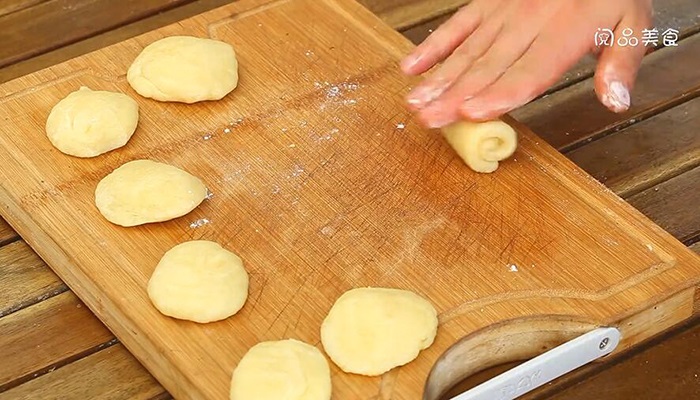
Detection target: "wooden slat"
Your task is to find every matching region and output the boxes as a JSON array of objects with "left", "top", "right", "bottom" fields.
[
  {"left": 0, "top": 0, "right": 198, "bottom": 69},
  {"left": 0, "top": 0, "right": 48, "bottom": 16},
  {"left": 530, "top": 317, "right": 700, "bottom": 400},
  {"left": 358, "top": 0, "right": 468, "bottom": 30},
  {"left": 0, "top": 344, "right": 165, "bottom": 400},
  {"left": 512, "top": 33, "right": 700, "bottom": 152},
  {"left": 0, "top": 291, "right": 113, "bottom": 391},
  {"left": 690, "top": 242, "right": 700, "bottom": 254},
  {"left": 0, "top": 218, "right": 17, "bottom": 245},
  {"left": 401, "top": 12, "right": 449, "bottom": 45},
  {"left": 628, "top": 166, "right": 700, "bottom": 245},
  {"left": 0, "top": 0, "right": 240, "bottom": 83},
  {"left": 652, "top": 0, "right": 700, "bottom": 34},
  {"left": 0, "top": 240, "right": 66, "bottom": 317},
  {"left": 0, "top": 0, "right": 469, "bottom": 84},
  {"left": 567, "top": 96, "right": 700, "bottom": 198}
]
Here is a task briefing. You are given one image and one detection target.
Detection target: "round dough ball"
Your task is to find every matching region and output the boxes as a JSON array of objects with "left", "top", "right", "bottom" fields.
[
  {"left": 95, "top": 159, "right": 207, "bottom": 227},
  {"left": 148, "top": 240, "right": 249, "bottom": 323},
  {"left": 45, "top": 86, "right": 139, "bottom": 157},
  {"left": 230, "top": 339, "right": 331, "bottom": 400},
  {"left": 321, "top": 287, "right": 438, "bottom": 376},
  {"left": 127, "top": 35, "right": 239, "bottom": 103},
  {"left": 441, "top": 119, "right": 517, "bottom": 173}
]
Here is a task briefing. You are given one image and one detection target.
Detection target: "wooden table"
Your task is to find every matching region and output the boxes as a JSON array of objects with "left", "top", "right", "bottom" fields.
[{"left": 0, "top": 1, "right": 698, "bottom": 399}]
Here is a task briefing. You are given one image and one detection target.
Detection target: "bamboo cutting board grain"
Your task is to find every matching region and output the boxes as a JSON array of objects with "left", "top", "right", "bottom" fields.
[{"left": 1, "top": 0, "right": 699, "bottom": 398}]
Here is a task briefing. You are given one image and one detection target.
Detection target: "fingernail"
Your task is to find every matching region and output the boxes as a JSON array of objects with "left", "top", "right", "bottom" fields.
[
  {"left": 422, "top": 110, "right": 456, "bottom": 129},
  {"left": 407, "top": 97, "right": 423, "bottom": 108},
  {"left": 407, "top": 83, "right": 448, "bottom": 109},
  {"left": 602, "top": 81, "right": 630, "bottom": 112},
  {"left": 400, "top": 53, "right": 421, "bottom": 72}
]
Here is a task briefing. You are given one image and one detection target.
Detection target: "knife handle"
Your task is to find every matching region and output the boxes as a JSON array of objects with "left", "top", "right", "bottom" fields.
[{"left": 448, "top": 327, "right": 621, "bottom": 400}]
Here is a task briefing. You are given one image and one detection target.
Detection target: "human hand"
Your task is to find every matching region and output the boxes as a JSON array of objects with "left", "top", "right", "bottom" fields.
[{"left": 400, "top": 0, "right": 653, "bottom": 128}]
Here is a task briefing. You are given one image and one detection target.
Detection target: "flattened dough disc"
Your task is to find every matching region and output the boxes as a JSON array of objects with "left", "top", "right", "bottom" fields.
[{"left": 321, "top": 287, "right": 438, "bottom": 376}]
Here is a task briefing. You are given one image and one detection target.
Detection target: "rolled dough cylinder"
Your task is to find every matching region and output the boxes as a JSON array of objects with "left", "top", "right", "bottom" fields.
[
  {"left": 148, "top": 240, "right": 249, "bottom": 323},
  {"left": 320, "top": 287, "right": 438, "bottom": 376},
  {"left": 94, "top": 159, "right": 207, "bottom": 227},
  {"left": 45, "top": 86, "right": 139, "bottom": 158},
  {"left": 441, "top": 119, "right": 517, "bottom": 173},
  {"left": 127, "top": 35, "right": 239, "bottom": 103},
  {"left": 230, "top": 339, "right": 331, "bottom": 400}
]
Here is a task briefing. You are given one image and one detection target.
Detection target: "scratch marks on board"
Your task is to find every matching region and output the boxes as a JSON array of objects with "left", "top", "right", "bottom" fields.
[
  {"left": 207, "top": 0, "right": 292, "bottom": 39},
  {"left": 0, "top": 69, "right": 89, "bottom": 103},
  {"left": 379, "top": 217, "right": 446, "bottom": 280}
]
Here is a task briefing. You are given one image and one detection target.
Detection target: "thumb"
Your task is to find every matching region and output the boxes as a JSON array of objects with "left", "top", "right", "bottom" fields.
[{"left": 593, "top": 12, "right": 652, "bottom": 113}]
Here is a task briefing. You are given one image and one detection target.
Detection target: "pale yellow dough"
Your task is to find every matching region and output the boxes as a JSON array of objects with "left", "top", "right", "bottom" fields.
[
  {"left": 441, "top": 119, "right": 517, "bottom": 173},
  {"left": 148, "top": 240, "right": 249, "bottom": 323},
  {"left": 95, "top": 159, "right": 207, "bottom": 227},
  {"left": 320, "top": 287, "right": 438, "bottom": 376},
  {"left": 230, "top": 339, "right": 331, "bottom": 400},
  {"left": 45, "top": 86, "right": 139, "bottom": 157},
  {"left": 127, "top": 35, "right": 238, "bottom": 103}
]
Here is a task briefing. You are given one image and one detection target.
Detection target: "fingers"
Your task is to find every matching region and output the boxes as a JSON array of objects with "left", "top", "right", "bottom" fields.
[
  {"left": 401, "top": 0, "right": 650, "bottom": 125},
  {"left": 400, "top": 4, "right": 483, "bottom": 76},
  {"left": 594, "top": 4, "right": 653, "bottom": 113},
  {"left": 414, "top": 1, "right": 557, "bottom": 127},
  {"left": 405, "top": 17, "right": 504, "bottom": 112},
  {"left": 458, "top": 12, "right": 595, "bottom": 121}
]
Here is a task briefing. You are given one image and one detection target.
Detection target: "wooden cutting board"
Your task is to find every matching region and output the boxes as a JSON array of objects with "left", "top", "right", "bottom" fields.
[{"left": 1, "top": 0, "right": 699, "bottom": 398}]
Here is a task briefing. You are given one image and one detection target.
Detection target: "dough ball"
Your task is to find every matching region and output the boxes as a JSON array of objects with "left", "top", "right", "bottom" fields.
[
  {"left": 320, "top": 287, "right": 438, "bottom": 376},
  {"left": 95, "top": 159, "right": 207, "bottom": 227},
  {"left": 441, "top": 119, "right": 517, "bottom": 173},
  {"left": 230, "top": 339, "right": 331, "bottom": 400},
  {"left": 45, "top": 86, "right": 139, "bottom": 157},
  {"left": 148, "top": 240, "right": 249, "bottom": 323},
  {"left": 127, "top": 35, "right": 239, "bottom": 103}
]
